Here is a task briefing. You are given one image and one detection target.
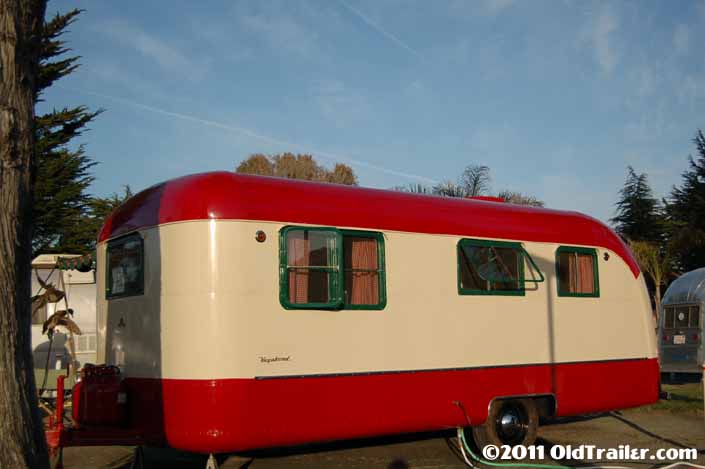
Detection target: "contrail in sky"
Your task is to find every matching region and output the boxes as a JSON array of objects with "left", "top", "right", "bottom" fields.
[
  {"left": 338, "top": 0, "right": 421, "bottom": 59},
  {"left": 59, "top": 85, "right": 438, "bottom": 185}
]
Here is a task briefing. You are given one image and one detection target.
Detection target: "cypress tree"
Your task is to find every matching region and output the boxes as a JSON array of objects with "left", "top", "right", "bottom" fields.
[
  {"left": 665, "top": 130, "right": 705, "bottom": 272},
  {"left": 32, "top": 9, "right": 102, "bottom": 256},
  {"left": 611, "top": 166, "right": 664, "bottom": 243}
]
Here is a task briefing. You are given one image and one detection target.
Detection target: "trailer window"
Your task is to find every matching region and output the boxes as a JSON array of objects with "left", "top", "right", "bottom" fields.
[
  {"left": 664, "top": 305, "right": 699, "bottom": 329},
  {"left": 556, "top": 246, "right": 599, "bottom": 297},
  {"left": 282, "top": 228, "right": 340, "bottom": 307},
  {"left": 343, "top": 233, "right": 385, "bottom": 309},
  {"left": 457, "top": 239, "right": 524, "bottom": 295},
  {"left": 674, "top": 306, "right": 690, "bottom": 328},
  {"left": 280, "top": 227, "right": 386, "bottom": 310},
  {"left": 106, "top": 234, "right": 144, "bottom": 299}
]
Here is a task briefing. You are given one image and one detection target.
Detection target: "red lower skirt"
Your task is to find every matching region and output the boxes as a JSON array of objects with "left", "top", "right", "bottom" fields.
[{"left": 124, "top": 358, "right": 659, "bottom": 453}]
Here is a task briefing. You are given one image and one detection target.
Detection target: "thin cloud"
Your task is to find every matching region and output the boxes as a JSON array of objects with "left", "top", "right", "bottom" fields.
[
  {"left": 679, "top": 75, "right": 705, "bottom": 103},
  {"left": 449, "top": 0, "right": 515, "bottom": 17},
  {"left": 594, "top": 8, "right": 618, "bottom": 74},
  {"left": 483, "top": 0, "right": 515, "bottom": 16},
  {"left": 95, "top": 20, "right": 205, "bottom": 80},
  {"left": 581, "top": 5, "right": 619, "bottom": 75},
  {"left": 673, "top": 24, "right": 689, "bottom": 56},
  {"left": 312, "top": 79, "right": 371, "bottom": 128},
  {"left": 635, "top": 66, "right": 656, "bottom": 98},
  {"left": 60, "top": 85, "right": 437, "bottom": 185},
  {"left": 338, "top": 0, "right": 421, "bottom": 59},
  {"left": 239, "top": 11, "right": 319, "bottom": 58}
]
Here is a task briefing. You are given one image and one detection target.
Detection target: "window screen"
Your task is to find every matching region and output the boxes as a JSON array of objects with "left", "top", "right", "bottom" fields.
[
  {"left": 556, "top": 247, "right": 598, "bottom": 297},
  {"left": 106, "top": 234, "right": 144, "bottom": 299},
  {"left": 458, "top": 239, "right": 524, "bottom": 295},
  {"left": 77, "top": 334, "right": 98, "bottom": 352}
]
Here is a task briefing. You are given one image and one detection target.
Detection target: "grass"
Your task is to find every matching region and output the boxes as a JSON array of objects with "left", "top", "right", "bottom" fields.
[{"left": 630, "top": 382, "right": 704, "bottom": 413}]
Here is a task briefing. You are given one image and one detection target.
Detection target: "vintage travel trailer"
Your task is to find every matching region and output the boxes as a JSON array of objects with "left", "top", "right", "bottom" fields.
[
  {"left": 659, "top": 267, "right": 705, "bottom": 376},
  {"left": 46, "top": 172, "right": 660, "bottom": 462},
  {"left": 31, "top": 254, "right": 98, "bottom": 374}
]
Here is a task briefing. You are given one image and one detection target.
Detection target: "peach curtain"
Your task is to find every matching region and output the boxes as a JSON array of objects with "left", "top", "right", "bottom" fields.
[
  {"left": 345, "top": 237, "right": 379, "bottom": 305},
  {"left": 567, "top": 253, "right": 577, "bottom": 292},
  {"left": 288, "top": 232, "right": 310, "bottom": 303},
  {"left": 576, "top": 253, "right": 594, "bottom": 294},
  {"left": 566, "top": 252, "right": 594, "bottom": 294}
]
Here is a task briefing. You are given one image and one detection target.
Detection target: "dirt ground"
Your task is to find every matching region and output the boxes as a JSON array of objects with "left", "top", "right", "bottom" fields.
[{"left": 57, "top": 386, "right": 705, "bottom": 469}]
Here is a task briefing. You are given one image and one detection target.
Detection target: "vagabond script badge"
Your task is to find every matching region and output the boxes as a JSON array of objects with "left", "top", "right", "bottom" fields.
[{"left": 259, "top": 356, "right": 291, "bottom": 363}]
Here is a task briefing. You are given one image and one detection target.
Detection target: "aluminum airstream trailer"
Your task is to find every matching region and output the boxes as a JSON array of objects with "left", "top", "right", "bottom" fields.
[
  {"left": 45, "top": 172, "right": 660, "bottom": 462},
  {"left": 659, "top": 267, "right": 705, "bottom": 375}
]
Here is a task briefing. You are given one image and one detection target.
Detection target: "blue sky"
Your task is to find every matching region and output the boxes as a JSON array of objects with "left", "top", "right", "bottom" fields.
[{"left": 41, "top": 0, "right": 705, "bottom": 222}]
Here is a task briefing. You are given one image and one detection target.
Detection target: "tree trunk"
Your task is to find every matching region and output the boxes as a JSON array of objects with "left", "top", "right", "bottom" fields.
[
  {"left": 654, "top": 276, "right": 662, "bottom": 323},
  {"left": 0, "top": 1, "right": 48, "bottom": 468}
]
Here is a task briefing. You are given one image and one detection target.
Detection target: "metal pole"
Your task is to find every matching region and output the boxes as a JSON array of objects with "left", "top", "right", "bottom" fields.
[{"left": 57, "top": 374, "right": 65, "bottom": 432}]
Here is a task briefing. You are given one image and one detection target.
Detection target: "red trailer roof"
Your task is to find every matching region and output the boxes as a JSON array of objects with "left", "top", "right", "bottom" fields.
[{"left": 99, "top": 171, "right": 639, "bottom": 277}]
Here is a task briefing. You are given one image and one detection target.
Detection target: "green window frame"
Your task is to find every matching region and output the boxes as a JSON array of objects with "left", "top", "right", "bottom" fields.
[
  {"left": 279, "top": 226, "right": 386, "bottom": 310},
  {"left": 457, "top": 239, "right": 527, "bottom": 296},
  {"left": 555, "top": 246, "right": 600, "bottom": 298},
  {"left": 106, "top": 233, "right": 144, "bottom": 299}
]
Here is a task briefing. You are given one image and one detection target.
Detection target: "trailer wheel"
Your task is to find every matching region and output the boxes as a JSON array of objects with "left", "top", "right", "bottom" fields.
[{"left": 472, "top": 398, "right": 538, "bottom": 451}]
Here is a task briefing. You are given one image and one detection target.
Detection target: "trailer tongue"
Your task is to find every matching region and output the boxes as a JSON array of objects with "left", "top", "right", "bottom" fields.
[{"left": 44, "top": 366, "right": 144, "bottom": 468}]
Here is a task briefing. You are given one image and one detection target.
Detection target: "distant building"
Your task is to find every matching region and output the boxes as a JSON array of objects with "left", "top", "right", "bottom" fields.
[{"left": 31, "top": 254, "right": 97, "bottom": 372}]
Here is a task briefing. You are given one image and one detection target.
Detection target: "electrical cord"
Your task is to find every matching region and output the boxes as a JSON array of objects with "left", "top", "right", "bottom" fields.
[{"left": 453, "top": 400, "right": 574, "bottom": 469}]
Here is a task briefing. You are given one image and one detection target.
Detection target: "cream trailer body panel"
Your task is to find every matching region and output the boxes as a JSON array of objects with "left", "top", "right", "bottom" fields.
[{"left": 97, "top": 221, "right": 656, "bottom": 381}]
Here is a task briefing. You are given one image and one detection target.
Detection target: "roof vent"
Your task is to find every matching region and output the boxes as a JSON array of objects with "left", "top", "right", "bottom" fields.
[{"left": 466, "top": 196, "right": 505, "bottom": 203}]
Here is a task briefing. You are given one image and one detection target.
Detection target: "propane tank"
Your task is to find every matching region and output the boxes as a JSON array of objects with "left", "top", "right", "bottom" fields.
[{"left": 72, "top": 364, "right": 127, "bottom": 427}]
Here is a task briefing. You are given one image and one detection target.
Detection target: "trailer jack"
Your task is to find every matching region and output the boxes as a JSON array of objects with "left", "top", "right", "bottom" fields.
[{"left": 206, "top": 453, "right": 219, "bottom": 469}]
